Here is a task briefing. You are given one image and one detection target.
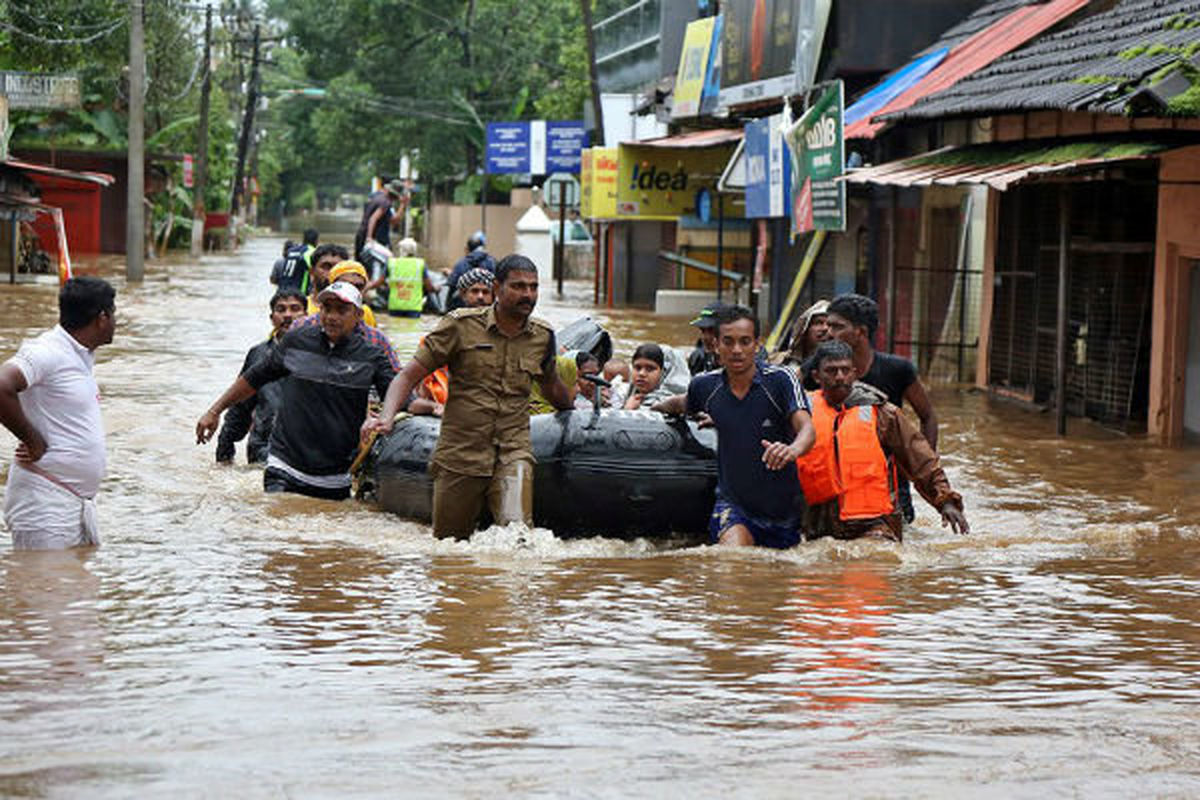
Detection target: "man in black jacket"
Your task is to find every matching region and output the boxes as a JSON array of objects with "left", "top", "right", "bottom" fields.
[
  {"left": 196, "top": 282, "right": 396, "bottom": 500},
  {"left": 214, "top": 289, "right": 306, "bottom": 464}
]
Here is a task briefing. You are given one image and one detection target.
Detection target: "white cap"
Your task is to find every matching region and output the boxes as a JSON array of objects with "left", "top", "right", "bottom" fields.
[{"left": 317, "top": 281, "right": 363, "bottom": 309}]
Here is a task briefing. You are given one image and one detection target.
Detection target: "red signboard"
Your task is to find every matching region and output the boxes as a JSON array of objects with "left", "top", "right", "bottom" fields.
[{"left": 182, "top": 153, "right": 194, "bottom": 188}]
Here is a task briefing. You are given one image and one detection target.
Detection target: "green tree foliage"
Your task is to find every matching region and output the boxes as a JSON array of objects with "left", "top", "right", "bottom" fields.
[
  {"left": 264, "top": 0, "right": 592, "bottom": 205},
  {"left": 1, "top": 0, "right": 247, "bottom": 239}
]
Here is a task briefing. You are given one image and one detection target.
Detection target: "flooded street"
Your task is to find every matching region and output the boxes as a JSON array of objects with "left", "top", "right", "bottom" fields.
[{"left": 2, "top": 236, "right": 1200, "bottom": 797}]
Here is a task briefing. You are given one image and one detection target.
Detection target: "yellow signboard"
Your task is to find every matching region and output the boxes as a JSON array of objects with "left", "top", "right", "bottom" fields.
[
  {"left": 581, "top": 147, "right": 618, "bottom": 220},
  {"left": 616, "top": 143, "right": 736, "bottom": 220},
  {"left": 672, "top": 17, "right": 716, "bottom": 119}
]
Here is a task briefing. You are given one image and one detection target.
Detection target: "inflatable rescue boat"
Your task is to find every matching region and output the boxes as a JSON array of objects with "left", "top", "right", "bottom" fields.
[
  {"left": 357, "top": 316, "right": 719, "bottom": 537},
  {"left": 360, "top": 409, "right": 717, "bottom": 538}
]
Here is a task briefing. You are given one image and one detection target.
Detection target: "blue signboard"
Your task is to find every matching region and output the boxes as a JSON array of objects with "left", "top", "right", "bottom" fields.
[
  {"left": 744, "top": 115, "right": 790, "bottom": 219},
  {"left": 546, "top": 121, "right": 587, "bottom": 173},
  {"left": 486, "top": 120, "right": 586, "bottom": 175},
  {"left": 486, "top": 121, "right": 531, "bottom": 174},
  {"left": 699, "top": 13, "right": 723, "bottom": 116}
]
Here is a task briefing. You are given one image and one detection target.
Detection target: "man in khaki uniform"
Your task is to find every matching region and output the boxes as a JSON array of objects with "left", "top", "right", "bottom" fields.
[{"left": 364, "top": 255, "right": 573, "bottom": 538}]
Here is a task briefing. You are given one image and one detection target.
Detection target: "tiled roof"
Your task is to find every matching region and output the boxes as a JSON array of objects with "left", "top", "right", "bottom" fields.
[
  {"left": 890, "top": 0, "right": 1200, "bottom": 120},
  {"left": 847, "top": 0, "right": 1087, "bottom": 139},
  {"left": 926, "top": 0, "right": 1042, "bottom": 54}
]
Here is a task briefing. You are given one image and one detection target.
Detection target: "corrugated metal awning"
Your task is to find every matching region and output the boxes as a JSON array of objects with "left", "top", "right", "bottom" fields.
[
  {"left": 845, "top": 0, "right": 1088, "bottom": 140},
  {"left": 634, "top": 128, "right": 743, "bottom": 149},
  {"left": 839, "top": 139, "right": 1172, "bottom": 191},
  {"left": 4, "top": 159, "right": 116, "bottom": 187}
]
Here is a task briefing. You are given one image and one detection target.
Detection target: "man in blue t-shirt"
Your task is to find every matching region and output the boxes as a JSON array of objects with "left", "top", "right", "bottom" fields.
[{"left": 654, "top": 305, "right": 815, "bottom": 548}]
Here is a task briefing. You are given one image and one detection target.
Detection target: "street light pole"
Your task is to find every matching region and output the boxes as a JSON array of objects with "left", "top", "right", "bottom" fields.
[
  {"left": 126, "top": 0, "right": 145, "bottom": 281},
  {"left": 190, "top": 3, "right": 212, "bottom": 258}
]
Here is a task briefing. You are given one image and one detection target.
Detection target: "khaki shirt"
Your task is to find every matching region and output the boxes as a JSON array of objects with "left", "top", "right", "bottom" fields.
[{"left": 414, "top": 305, "right": 557, "bottom": 477}]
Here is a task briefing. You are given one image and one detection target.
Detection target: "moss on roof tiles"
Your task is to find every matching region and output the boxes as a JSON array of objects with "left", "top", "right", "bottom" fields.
[
  {"left": 908, "top": 139, "right": 1168, "bottom": 168},
  {"left": 1166, "top": 82, "right": 1200, "bottom": 113}
]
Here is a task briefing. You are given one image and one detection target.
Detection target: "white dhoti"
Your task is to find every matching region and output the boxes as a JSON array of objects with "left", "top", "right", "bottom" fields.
[{"left": 3, "top": 463, "right": 100, "bottom": 550}]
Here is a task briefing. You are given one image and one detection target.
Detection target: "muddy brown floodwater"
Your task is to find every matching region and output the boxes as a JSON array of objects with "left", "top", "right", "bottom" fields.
[{"left": 2, "top": 236, "right": 1199, "bottom": 797}]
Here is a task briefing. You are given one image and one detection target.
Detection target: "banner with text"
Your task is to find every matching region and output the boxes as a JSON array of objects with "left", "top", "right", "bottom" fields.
[
  {"left": 672, "top": 17, "right": 717, "bottom": 119},
  {"left": 743, "top": 114, "right": 790, "bottom": 219},
  {"left": 485, "top": 120, "right": 587, "bottom": 175},
  {"left": 784, "top": 81, "right": 845, "bottom": 236},
  {"left": 581, "top": 147, "right": 619, "bottom": 219},
  {"left": 616, "top": 143, "right": 737, "bottom": 220}
]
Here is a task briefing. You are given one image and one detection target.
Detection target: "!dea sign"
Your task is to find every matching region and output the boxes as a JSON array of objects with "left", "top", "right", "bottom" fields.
[{"left": 616, "top": 143, "right": 735, "bottom": 220}]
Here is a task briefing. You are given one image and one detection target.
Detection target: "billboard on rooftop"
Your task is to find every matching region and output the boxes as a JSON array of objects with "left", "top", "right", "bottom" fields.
[{"left": 718, "top": 0, "right": 829, "bottom": 108}]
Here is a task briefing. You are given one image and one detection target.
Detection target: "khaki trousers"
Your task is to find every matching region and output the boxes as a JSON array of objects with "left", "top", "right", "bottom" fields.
[{"left": 431, "top": 459, "right": 533, "bottom": 540}]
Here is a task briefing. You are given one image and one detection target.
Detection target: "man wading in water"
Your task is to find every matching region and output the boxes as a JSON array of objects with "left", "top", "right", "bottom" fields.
[
  {"left": 654, "top": 305, "right": 815, "bottom": 549},
  {"left": 0, "top": 278, "right": 116, "bottom": 549},
  {"left": 362, "top": 255, "right": 572, "bottom": 539},
  {"left": 196, "top": 282, "right": 396, "bottom": 500}
]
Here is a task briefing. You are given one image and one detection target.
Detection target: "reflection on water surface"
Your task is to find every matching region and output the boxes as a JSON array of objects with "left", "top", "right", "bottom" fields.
[{"left": 1, "top": 238, "right": 1198, "bottom": 796}]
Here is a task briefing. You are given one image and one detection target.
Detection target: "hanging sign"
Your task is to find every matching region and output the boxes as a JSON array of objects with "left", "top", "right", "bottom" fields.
[
  {"left": 784, "top": 81, "right": 845, "bottom": 236},
  {"left": 182, "top": 154, "right": 194, "bottom": 188},
  {"left": 743, "top": 114, "right": 790, "bottom": 218}
]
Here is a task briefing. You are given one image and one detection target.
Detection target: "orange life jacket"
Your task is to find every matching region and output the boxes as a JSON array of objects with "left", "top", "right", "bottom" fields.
[
  {"left": 796, "top": 390, "right": 896, "bottom": 520},
  {"left": 416, "top": 333, "right": 450, "bottom": 405},
  {"left": 422, "top": 368, "right": 450, "bottom": 405},
  {"left": 796, "top": 391, "right": 839, "bottom": 505}
]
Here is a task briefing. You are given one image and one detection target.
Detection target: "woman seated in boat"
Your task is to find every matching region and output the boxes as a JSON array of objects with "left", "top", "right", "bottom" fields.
[{"left": 620, "top": 344, "right": 676, "bottom": 411}]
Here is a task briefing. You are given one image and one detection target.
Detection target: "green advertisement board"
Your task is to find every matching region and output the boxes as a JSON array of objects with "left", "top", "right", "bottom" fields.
[{"left": 784, "top": 80, "right": 845, "bottom": 237}]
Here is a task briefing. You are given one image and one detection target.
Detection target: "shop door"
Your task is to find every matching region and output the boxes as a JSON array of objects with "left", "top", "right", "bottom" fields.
[{"left": 1185, "top": 261, "right": 1200, "bottom": 438}]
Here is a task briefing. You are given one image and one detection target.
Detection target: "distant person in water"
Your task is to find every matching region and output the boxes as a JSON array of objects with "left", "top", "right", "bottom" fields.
[
  {"left": 305, "top": 243, "right": 349, "bottom": 315},
  {"left": 687, "top": 301, "right": 724, "bottom": 375},
  {"left": 0, "top": 278, "right": 116, "bottom": 549},
  {"left": 654, "top": 305, "right": 814, "bottom": 549},
  {"left": 797, "top": 339, "right": 968, "bottom": 542},
  {"left": 214, "top": 289, "right": 306, "bottom": 465}
]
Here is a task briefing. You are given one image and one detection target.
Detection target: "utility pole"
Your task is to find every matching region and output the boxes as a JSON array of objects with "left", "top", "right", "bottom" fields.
[
  {"left": 126, "top": 0, "right": 146, "bottom": 281},
  {"left": 229, "top": 23, "right": 260, "bottom": 249},
  {"left": 190, "top": 4, "right": 212, "bottom": 258},
  {"left": 580, "top": 0, "right": 605, "bottom": 146}
]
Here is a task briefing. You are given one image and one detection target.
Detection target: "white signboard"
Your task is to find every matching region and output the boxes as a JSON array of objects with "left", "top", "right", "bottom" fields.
[
  {"left": 545, "top": 173, "right": 580, "bottom": 208},
  {"left": 1, "top": 72, "right": 81, "bottom": 110}
]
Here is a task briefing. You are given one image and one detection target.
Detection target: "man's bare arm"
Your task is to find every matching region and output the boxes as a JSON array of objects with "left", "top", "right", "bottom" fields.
[
  {"left": 364, "top": 206, "right": 386, "bottom": 243},
  {"left": 650, "top": 393, "right": 687, "bottom": 416},
  {"left": 0, "top": 362, "right": 45, "bottom": 460},
  {"left": 196, "top": 376, "right": 257, "bottom": 444},
  {"left": 364, "top": 359, "right": 431, "bottom": 439},
  {"left": 538, "top": 372, "right": 574, "bottom": 411},
  {"left": 761, "top": 408, "right": 815, "bottom": 469}
]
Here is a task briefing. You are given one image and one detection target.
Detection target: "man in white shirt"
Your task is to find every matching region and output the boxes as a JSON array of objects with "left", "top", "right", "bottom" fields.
[{"left": 0, "top": 277, "right": 116, "bottom": 549}]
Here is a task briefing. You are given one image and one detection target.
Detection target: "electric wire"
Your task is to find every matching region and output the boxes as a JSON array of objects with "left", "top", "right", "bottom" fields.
[{"left": 0, "top": 17, "right": 125, "bottom": 45}]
